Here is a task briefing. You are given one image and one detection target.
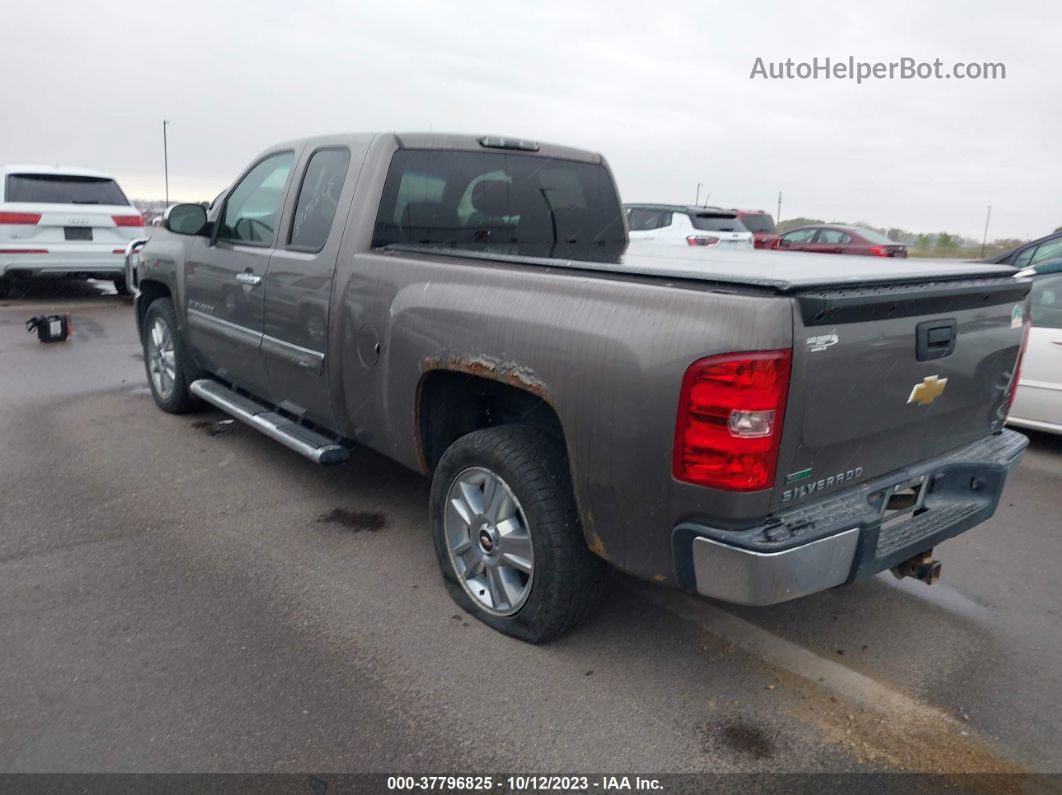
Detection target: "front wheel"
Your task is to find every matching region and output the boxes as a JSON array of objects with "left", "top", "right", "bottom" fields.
[
  {"left": 142, "top": 298, "right": 200, "bottom": 414},
  {"left": 430, "top": 425, "right": 605, "bottom": 643}
]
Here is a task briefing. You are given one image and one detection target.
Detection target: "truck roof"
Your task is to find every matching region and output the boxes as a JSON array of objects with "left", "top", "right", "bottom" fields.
[{"left": 271, "top": 132, "right": 603, "bottom": 164}]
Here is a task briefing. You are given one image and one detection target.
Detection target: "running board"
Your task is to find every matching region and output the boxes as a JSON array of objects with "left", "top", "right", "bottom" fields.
[{"left": 189, "top": 379, "right": 350, "bottom": 465}]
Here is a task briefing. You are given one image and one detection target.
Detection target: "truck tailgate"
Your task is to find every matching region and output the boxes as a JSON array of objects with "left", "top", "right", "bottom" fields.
[{"left": 773, "top": 276, "right": 1030, "bottom": 511}]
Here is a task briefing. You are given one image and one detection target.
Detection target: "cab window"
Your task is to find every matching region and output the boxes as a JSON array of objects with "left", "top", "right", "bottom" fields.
[
  {"left": 816, "top": 229, "right": 852, "bottom": 244},
  {"left": 1030, "top": 273, "right": 1062, "bottom": 330},
  {"left": 783, "top": 228, "right": 817, "bottom": 243},
  {"left": 288, "top": 148, "right": 351, "bottom": 251},
  {"left": 1030, "top": 236, "right": 1062, "bottom": 266},
  {"left": 218, "top": 152, "right": 295, "bottom": 246},
  {"left": 627, "top": 208, "right": 671, "bottom": 231}
]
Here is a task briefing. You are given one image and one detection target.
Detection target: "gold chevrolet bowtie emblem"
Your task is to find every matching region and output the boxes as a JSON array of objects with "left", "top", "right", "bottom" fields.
[{"left": 908, "top": 375, "right": 948, "bottom": 406}]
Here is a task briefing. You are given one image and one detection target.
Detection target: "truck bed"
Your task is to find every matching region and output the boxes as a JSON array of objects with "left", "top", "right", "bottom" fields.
[{"left": 388, "top": 242, "right": 1022, "bottom": 293}]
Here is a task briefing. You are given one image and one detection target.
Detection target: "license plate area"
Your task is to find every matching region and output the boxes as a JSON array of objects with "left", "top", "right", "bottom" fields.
[
  {"left": 64, "top": 227, "right": 92, "bottom": 241},
  {"left": 871, "top": 475, "right": 929, "bottom": 528}
]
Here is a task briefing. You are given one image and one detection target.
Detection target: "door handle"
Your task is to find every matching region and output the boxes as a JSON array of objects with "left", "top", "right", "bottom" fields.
[
  {"left": 236, "top": 272, "right": 261, "bottom": 286},
  {"left": 1052, "top": 339, "right": 1062, "bottom": 347}
]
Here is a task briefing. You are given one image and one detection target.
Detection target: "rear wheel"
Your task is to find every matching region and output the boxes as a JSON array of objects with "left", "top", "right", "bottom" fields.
[
  {"left": 112, "top": 276, "right": 128, "bottom": 295},
  {"left": 430, "top": 425, "right": 605, "bottom": 643},
  {"left": 142, "top": 298, "right": 200, "bottom": 414},
  {"left": 0, "top": 276, "right": 10, "bottom": 299}
]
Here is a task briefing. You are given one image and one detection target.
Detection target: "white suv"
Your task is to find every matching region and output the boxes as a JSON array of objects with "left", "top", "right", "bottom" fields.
[
  {"left": 0, "top": 165, "right": 145, "bottom": 297},
  {"left": 624, "top": 204, "right": 754, "bottom": 249}
]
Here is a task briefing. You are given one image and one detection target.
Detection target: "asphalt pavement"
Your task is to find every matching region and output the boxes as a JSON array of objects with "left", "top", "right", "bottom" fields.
[{"left": 1, "top": 281, "right": 1060, "bottom": 777}]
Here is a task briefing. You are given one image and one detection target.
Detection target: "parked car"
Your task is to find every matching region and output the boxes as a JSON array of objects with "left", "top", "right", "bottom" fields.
[
  {"left": 773, "top": 224, "right": 908, "bottom": 257},
  {"left": 1008, "top": 259, "right": 1062, "bottom": 435},
  {"left": 0, "top": 164, "right": 144, "bottom": 297},
  {"left": 128, "top": 132, "right": 1029, "bottom": 643},
  {"left": 624, "top": 204, "right": 753, "bottom": 248},
  {"left": 988, "top": 229, "right": 1062, "bottom": 268},
  {"left": 733, "top": 209, "right": 778, "bottom": 249}
]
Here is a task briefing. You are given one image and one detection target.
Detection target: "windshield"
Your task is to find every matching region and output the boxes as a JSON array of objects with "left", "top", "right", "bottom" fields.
[
  {"left": 690, "top": 212, "right": 748, "bottom": 233},
  {"left": 739, "top": 213, "right": 776, "bottom": 233},
  {"left": 5, "top": 174, "right": 128, "bottom": 205},
  {"left": 372, "top": 149, "right": 626, "bottom": 260}
]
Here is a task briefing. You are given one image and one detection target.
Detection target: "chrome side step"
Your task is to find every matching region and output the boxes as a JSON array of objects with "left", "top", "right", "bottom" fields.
[{"left": 189, "top": 379, "right": 350, "bottom": 465}]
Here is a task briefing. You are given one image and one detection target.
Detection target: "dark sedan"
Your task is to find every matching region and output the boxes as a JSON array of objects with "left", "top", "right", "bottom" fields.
[
  {"left": 988, "top": 229, "right": 1062, "bottom": 267},
  {"left": 772, "top": 225, "right": 908, "bottom": 257}
]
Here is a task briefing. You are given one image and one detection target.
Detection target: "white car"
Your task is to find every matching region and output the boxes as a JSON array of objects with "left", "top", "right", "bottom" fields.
[
  {"left": 0, "top": 164, "right": 145, "bottom": 297},
  {"left": 1008, "top": 261, "right": 1062, "bottom": 435},
  {"left": 624, "top": 204, "right": 754, "bottom": 249}
]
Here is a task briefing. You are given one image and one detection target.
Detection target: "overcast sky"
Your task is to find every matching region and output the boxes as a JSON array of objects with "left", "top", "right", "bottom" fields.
[{"left": 2, "top": 0, "right": 1058, "bottom": 240}]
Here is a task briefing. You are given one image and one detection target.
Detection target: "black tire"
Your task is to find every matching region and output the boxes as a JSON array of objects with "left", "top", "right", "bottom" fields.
[
  {"left": 141, "top": 297, "right": 201, "bottom": 414},
  {"left": 0, "top": 277, "right": 10, "bottom": 300},
  {"left": 430, "top": 425, "right": 605, "bottom": 643},
  {"left": 112, "top": 276, "right": 128, "bottom": 296}
]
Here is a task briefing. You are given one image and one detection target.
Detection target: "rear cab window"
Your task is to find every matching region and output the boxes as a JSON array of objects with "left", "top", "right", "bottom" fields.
[
  {"left": 739, "top": 213, "right": 776, "bottom": 234},
  {"left": 372, "top": 148, "right": 625, "bottom": 258},
  {"left": 5, "top": 174, "right": 128, "bottom": 205}
]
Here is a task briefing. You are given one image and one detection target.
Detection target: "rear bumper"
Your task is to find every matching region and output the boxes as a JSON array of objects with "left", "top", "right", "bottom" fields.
[
  {"left": 0, "top": 246, "right": 126, "bottom": 277},
  {"left": 673, "top": 429, "right": 1028, "bottom": 606}
]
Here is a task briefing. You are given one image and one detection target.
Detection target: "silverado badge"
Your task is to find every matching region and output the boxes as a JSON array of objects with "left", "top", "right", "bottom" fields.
[{"left": 908, "top": 375, "right": 948, "bottom": 406}]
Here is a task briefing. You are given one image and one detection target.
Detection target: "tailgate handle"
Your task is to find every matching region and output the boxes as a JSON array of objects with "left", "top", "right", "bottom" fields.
[{"left": 916, "top": 319, "right": 957, "bottom": 361}]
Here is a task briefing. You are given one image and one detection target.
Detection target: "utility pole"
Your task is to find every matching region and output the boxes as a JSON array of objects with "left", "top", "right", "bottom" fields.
[
  {"left": 695, "top": 183, "right": 703, "bottom": 206},
  {"left": 162, "top": 120, "right": 171, "bottom": 206},
  {"left": 777, "top": 191, "right": 782, "bottom": 223},
  {"left": 981, "top": 205, "right": 992, "bottom": 258}
]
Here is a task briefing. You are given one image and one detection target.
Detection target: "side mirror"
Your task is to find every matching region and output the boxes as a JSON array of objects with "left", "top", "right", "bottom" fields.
[{"left": 164, "top": 203, "right": 209, "bottom": 236}]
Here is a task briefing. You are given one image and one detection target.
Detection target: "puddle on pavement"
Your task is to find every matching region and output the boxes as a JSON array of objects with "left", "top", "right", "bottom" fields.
[
  {"left": 702, "top": 717, "right": 775, "bottom": 760},
  {"left": 190, "top": 418, "right": 241, "bottom": 437},
  {"left": 315, "top": 508, "right": 387, "bottom": 533}
]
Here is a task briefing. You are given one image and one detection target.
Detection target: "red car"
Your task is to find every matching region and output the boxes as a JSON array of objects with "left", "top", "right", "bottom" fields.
[
  {"left": 772, "top": 224, "right": 908, "bottom": 257},
  {"left": 733, "top": 209, "right": 778, "bottom": 249}
]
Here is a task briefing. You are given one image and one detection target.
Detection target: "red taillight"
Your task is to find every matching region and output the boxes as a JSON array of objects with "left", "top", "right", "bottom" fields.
[
  {"left": 687, "top": 235, "right": 720, "bottom": 247},
  {"left": 674, "top": 350, "right": 792, "bottom": 491},
  {"left": 0, "top": 212, "right": 41, "bottom": 225},
  {"left": 0, "top": 248, "right": 48, "bottom": 254},
  {"left": 112, "top": 215, "right": 144, "bottom": 227},
  {"left": 869, "top": 245, "right": 887, "bottom": 256},
  {"left": 112, "top": 248, "right": 126, "bottom": 254},
  {"left": 1006, "top": 321, "right": 1031, "bottom": 412}
]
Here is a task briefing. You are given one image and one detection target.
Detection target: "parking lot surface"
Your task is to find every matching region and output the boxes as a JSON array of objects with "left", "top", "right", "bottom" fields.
[{"left": 1, "top": 283, "right": 1061, "bottom": 775}]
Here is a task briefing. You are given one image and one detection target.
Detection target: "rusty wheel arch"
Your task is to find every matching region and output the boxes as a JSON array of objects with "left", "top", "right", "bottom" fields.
[{"left": 413, "top": 355, "right": 565, "bottom": 476}]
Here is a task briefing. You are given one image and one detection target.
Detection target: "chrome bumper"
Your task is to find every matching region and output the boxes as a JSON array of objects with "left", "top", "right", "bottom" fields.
[
  {"left": 123, "top": 237, "right": 149, "bottom": 296},
  {"left": 691, "top": 529, "right": 860, "bottom": 606},
  {"left": 680, "top": 429, "right": 1028, "bottom": 606}
]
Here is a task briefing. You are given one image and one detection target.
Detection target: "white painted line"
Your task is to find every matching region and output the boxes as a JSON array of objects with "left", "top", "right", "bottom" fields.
[{"left": 639, "top": 584, "right": 956, "bottom": 727}]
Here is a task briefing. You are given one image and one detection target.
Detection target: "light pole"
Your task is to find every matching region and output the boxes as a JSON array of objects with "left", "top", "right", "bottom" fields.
[
  {"left": 777, "top": 191, "right": 782, "bottom": 223},
  {"left": 162, "top": 120, "right": 171, "bottom": 206},
  {"left": 981, "top": 205, "right": 992, "bottom": 258},
  {"left": 695, "top": 183, "right": 703, "bottom": 206}
]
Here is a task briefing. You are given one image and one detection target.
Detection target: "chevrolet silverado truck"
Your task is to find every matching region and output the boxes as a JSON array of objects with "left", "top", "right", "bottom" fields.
[{"left": 126, "top": 132, "right": 1031, "bottom": 642}]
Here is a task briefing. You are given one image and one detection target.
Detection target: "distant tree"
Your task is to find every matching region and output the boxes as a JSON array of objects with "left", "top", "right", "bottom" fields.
[
  {"left": 936, "top": 233, "right": 958, "bottom": 250},
  {"left": 915, "top": 234, "right": 932, "bottom": 250},
  {"left": 777, "top": 217, "right": 825, "bottom": 233}
]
